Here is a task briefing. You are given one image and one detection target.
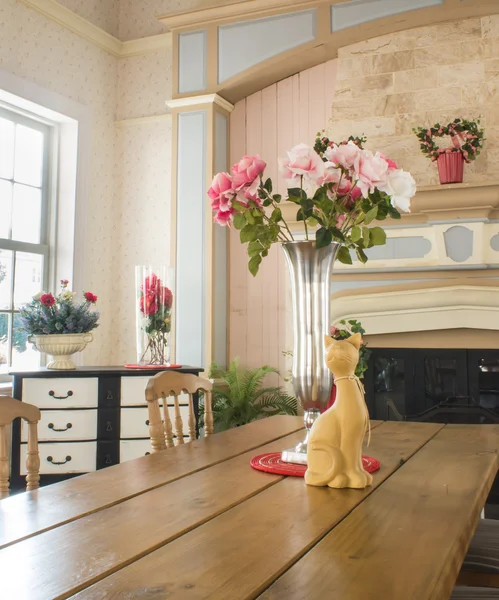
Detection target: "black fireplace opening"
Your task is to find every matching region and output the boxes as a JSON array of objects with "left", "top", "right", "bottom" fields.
[{"left": 365, "top": 348, "right": 499, "bottom": 518}]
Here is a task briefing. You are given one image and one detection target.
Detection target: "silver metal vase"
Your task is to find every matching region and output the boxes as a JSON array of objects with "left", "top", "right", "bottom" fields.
[{"left": 280, "top": 240, "right": 341, "bottom": 464}]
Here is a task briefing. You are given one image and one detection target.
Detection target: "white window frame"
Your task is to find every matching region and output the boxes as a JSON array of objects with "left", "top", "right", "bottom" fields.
[{"left": 0, "top": 68, "right": 91, "bottom": 382}]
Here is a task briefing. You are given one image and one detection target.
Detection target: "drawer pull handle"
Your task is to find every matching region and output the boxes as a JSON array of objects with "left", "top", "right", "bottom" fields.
[
  {"left": 48, "top": 390, "right": 74, "bottom": 400},
  {"left": 47, "top": 455, "right": 72, "bottom": 465},
  {"left": 48, "top": 423, "right": 72, "bottom": 432},
  {"left": 145, "top": 419, "right": 150, "bottom": 426},
  {"left": 145, "top": 452, "right": 151, "bottom": 456}
]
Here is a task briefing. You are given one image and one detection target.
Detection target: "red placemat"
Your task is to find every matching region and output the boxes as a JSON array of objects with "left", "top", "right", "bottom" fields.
[
  {"left": 124, "top": 364, "right": 182, "bottom": 369},
  {"left": 250, "top": 452, "right": 380, "bottom": 477}
]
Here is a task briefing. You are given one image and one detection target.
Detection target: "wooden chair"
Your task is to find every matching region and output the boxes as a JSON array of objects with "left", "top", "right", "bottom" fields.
[
  {"left": 0, "top": 396, "right": 40, "bottom": 499},
  {"left": 145, "top": 372, "right": 213, "bottom": 452}
]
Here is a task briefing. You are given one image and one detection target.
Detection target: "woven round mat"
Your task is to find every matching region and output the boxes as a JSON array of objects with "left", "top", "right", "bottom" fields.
[{"left": 250, "top": 452, "right": 380, "bottom": 477}]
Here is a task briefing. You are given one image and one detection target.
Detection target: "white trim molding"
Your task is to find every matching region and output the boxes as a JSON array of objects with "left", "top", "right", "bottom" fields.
[
  {"left": 114, "top": 114, "right": 172, "bottom": 128},
  {"left": 166, "top": 94, "right": 235, "bottom": 113},
  {"left": 16, "top": 0, "right": 172, "bottom": 58},
  {"left": 331, "top": 284, "right": 499, "bottom": 335}
]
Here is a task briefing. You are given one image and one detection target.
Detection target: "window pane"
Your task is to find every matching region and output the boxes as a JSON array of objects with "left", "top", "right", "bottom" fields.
[
  {"left": 0, "top": 312, "right": 9, "bottom": 372},
  {"left": 11, "top": 312, "right": 38, "bottom": 370},
  {"left": 0, "top": 179, "right": 12, "bottom": 239},
  {"left": 12, "top": 183, "right": 41, "bottom": 243},
  {"left": 14, "top": 124, "right": 44, "bottom": 187},
  {"left": 0, "top": 118, "right": 15, "bottom": 180},
  {"left": 14, "top": 252, "right": 43, "bottom": 308},
  {"left": 0, "top": 249, "right": 12, "bottom": 310}
]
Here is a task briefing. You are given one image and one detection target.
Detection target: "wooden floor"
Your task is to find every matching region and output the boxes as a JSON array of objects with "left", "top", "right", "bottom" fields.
[{"left": 0, "top": 416, "right": 498, "bottom": 600}]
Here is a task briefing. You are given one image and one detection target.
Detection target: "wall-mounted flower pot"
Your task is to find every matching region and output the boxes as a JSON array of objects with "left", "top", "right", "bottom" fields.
[{"left": 437, "top": 151, "right": 464, "bottom": 184}]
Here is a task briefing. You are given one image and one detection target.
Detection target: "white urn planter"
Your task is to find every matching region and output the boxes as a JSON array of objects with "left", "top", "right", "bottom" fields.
[{"left": 28, "top": 333, "right": 93, "bottom": 370}]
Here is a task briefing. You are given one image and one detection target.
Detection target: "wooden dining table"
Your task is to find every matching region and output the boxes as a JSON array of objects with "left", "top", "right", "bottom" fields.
[{"left": 0, "top": 416, "right": 498, "bottom": 599}]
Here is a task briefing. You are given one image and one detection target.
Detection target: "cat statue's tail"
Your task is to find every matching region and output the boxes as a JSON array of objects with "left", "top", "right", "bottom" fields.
[{"left": 304, "top": 444, "right": 344, "bottom": 487}]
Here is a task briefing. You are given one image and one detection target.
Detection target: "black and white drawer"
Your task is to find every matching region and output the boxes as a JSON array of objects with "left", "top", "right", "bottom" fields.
[
  {"left": 119, "top": 439, "right": 152, "bottom": 462},
  {"left": 21, "top": 409, "right": 98, "bottom": 442},
  {"left": 22, "top": 378, "right": 99, "bottom": 409},
  {"left": 120, "top": 405, "right": 190, "bottom": 439},
  {"left": 21, "top": 441, "right": 97, "bottom": 475}
]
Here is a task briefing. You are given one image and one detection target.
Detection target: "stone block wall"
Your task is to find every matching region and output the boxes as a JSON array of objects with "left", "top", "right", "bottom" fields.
[{"left": 329, "top": 16, "right": 499, "bottom": 186}]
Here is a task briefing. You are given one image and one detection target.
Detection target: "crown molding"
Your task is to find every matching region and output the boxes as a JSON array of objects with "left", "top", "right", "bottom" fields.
[
  {"left": 166, "top": 94, "right": 235, "bottom": 113},
  {"left": 17, "top": 0, "right": 172, "bottom": 58},
  {"left": 115, "top": 114, "right": 171, "bottom": 128}
]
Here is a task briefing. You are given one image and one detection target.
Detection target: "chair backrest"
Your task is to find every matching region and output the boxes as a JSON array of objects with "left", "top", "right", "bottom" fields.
[
  {"left": 0, "top": 397, "right": 41, "bottom": 499},
  {"left": 145, "top": 372, "right": 214, "bottom": 452}
]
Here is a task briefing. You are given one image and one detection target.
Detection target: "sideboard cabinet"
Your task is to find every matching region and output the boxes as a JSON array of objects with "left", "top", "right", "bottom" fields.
[{"left": 9, "top": 366, "right": 202, "bottom": 490}]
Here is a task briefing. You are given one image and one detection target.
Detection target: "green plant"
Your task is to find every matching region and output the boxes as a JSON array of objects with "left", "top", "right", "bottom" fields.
[
  {"left": 330, "top": 319, "right": 371, "bottom": 379},
  {"left": 413, "top": 118, "right": 484, "bottom": 163},
  {"left": 198, "top": 358, "right": 298, "bottom": 431}
]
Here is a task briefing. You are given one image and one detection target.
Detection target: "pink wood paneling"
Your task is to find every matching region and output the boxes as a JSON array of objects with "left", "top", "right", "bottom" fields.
[
  {"left": 229, "top": 100, "right": 248, "bottom": 367},
  {"left": 228, "top": 59, "right": 339, "bottom": 373}
]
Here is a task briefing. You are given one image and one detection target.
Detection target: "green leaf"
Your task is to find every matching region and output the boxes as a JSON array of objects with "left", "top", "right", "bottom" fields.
[
  {"left": 316, "top": 227, "right": 333, "bottom": 248},
  {"left": 306, "top": 217, "right": 319, "bottom": 227},
  {"left": 248, "top": 255, "right": 262, "bottom": 277},
  {"left": 288, "top": 188, "right": 307, "bottom": 200},
  {"left": 363, "top": 205, "right": 378, "bottom": 225},
  {"left": 350, "top": 226, "right": 361, "bottom": 243},
  {"left": 369, "top": 226, "right": 387, "bottom": 246},
  {"left": 330, "top": 228, "right": 345, "bottom": 242},
  {"left": 337, "top": 246, "right": 353, "bottom": 265},
  {"left": 240, "top": 225, "right": 255, "bottom": 243},
  {"left": 271, "top": 208, "right": 282, "bottom": 222},
  {"left": 248, "top": 240, "right": 262, "bottom": 258},
  {"left": 233, "top": 213, "right": 246, "bottom": 230},
  {"left": 273, "top": 194, "right": 282, "bottom": 203},
  {"left": 245, "top": 210, "right": 255, "bottom": 225},
  {"left": 362, "top": 227, "right": 370, "bottom": 247},
  {"left": 264, "top": 178, "right": 272, "bottom": 193},
  {"left": 356, "top": 247, "right": 368, "bottom": 264}
]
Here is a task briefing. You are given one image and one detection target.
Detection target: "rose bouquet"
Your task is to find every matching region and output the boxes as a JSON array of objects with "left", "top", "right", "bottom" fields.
[
  {"left": 208, "top": 134, "right": 416, "bottom": 275},
  {"left": 137, "top": 272, "right": 173, "bottom": 365},
  {"left": 18, "top": 280, "right": 99, "bottom": 336}
]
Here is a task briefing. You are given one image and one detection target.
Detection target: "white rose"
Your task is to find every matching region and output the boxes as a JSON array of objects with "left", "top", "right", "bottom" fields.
[
  {"left": 378, "top": 169, "right": 416, "bottom": 213},
  {"left": 33, "top": 292, "right": 43, "bottom": 301}
]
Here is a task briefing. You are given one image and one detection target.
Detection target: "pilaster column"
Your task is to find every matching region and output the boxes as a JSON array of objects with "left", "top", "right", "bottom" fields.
[{"left": 166, "top": 94, "right": 234, "bottom": 371}]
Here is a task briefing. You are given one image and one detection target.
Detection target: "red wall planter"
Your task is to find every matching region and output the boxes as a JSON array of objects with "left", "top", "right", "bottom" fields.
[{"left": 437, "top": 151, "right": 464, "bottom": 184}]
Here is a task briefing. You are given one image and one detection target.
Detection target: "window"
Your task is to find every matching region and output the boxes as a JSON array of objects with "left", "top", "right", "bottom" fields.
[{"left": 0, "top": 106, "right": 53, "bottom": 373}]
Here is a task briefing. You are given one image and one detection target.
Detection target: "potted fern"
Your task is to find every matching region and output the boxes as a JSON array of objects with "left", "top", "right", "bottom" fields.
[{"left": 199, "top": 359, "right": 298, "bottom": 431}]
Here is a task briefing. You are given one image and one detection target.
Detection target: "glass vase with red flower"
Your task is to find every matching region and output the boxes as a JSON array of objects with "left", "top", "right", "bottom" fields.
[{"left": 135, "top": 266, "right": 174, "bottom": 366}]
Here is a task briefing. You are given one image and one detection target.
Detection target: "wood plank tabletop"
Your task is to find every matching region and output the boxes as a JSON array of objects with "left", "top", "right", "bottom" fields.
[
  {"left": 1, "top": 417, "right": 498, "bottom": 600},
  {"left": 0, "top": 415, "right": 303, "bottom": 549}
]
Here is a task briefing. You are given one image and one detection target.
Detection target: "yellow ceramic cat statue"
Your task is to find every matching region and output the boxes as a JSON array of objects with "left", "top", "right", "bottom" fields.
[{"left": 305, "top": 332, "right": 372, "bottom": 489}]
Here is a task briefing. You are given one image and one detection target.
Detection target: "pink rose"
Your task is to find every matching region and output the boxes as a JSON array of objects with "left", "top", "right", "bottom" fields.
[
  {"left": 379, "top": 153, "right": 399, "bottom": 170},
  {"left": 325, "top": 141, "right": 361, "bottom": 170},
  {"left": 278, "top": 143, "right": 325, "bottom": 187},
  {"left": 336, "top": 214, "right": 346, "bottom": 228},
  {"left": 214, "top": 208, "right": 235, "bottom": 226},
  {"left": 231, "top": 155, "right": 266, "bottom": 190},
  {"left": 329, "top": 325, "right": 340, "bottom": 337},
  {"left": 208, "top": 172, "right": 233, "bottom": 206},
  {"left": 319, "top": 163, "right": 342, "bottom": 185},
  {"left": 353, "top": 150, "right": 389, "bottom": 198}
]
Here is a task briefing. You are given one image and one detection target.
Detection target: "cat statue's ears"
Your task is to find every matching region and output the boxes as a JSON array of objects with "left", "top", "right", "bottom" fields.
[
  {"left": 346, "top": 332, "right": 362, "bottom": 349},
  {"left": 324, "top": 332, "right": 363, "bottom": 351}
]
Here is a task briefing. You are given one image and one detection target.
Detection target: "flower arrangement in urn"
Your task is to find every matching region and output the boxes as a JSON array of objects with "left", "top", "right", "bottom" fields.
[
  {"left": 413, "top": 118, "right": 484, "bottom": 184},
  {"left": 18, "top": 280, "right": 99, "bottom": 369},
  {"left": 330, "top": 319, "right": 371, "bottom": 379},
  {"left": 136, "top": 268, "right": 173, "bottom": 366},
  {"left": 208, "top": 133, "right": 416, "bottom": 274}
]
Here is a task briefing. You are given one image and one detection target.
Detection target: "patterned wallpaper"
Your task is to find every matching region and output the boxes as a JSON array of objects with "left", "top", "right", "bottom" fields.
[
  {"left": 1, "top": 0, "right": 120, "bottom": 365},
  {"left": 57, "top": 0, "right": 120, "bottom": 37},
  {"left": 117, "top": 48, "right": 172, "bottom": 120},
  {"left": 114, "top": 120, "right": 172, "bottom": 363},
  {"left": 118, "top": 0, "right": 242, "bottom": 41}
]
